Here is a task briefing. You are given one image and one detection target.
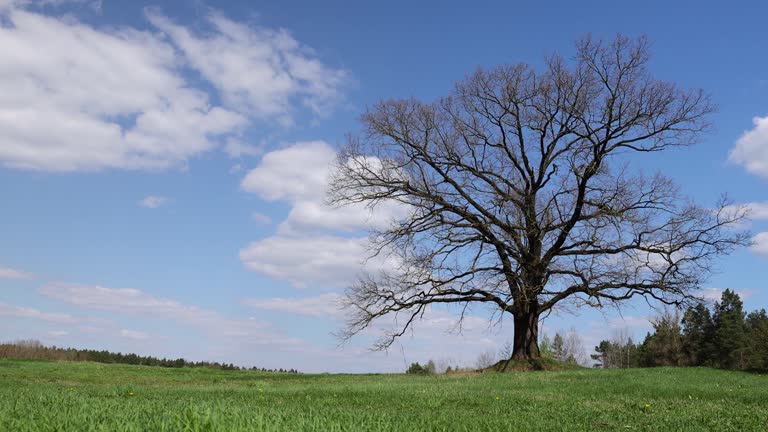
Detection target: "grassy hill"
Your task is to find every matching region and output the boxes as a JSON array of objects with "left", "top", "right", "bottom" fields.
[{"left": 1, "top": 359, "right": 766, "bottom": 431}]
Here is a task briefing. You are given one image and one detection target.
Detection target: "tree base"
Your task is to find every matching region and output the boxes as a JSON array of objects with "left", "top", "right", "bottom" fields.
[{"left": 484, "top": 357, "right": 582, "bottom": 373}]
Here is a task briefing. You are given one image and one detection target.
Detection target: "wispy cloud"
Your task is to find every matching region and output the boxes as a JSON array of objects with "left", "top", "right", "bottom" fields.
[
  {"left": 39, "top": 282, "right": 301, "bottom": 345},
  {"left": 139, "top": 195, "right": 169, "bottom": 209},
  {"left": 743, "top": 202, "right": 768, "bottom": 220},
  {"left": 0, "top": 5, "right": 348, "bottom": 172},
  {"left": 40, "top": 283, "right": 219, "bottom": 321},
  {"left": 225, "top": 138, "right": 263, "bottom": 158},
  {"left": 242, "top": 293, "right": 344, "bottom": 319},
  {"left": 0, "top": 303, "right": 75, "bottom": 324},
  {"left": 240, "top": 235, "right": 397, "bottom": 289},
  {"left": 47, "top": 330, "right": 68, "bottom": 337},
  {"left": 251, "top": 212, "right": 272, "bottom": 225},
  {"left": 146, "top": 10, "right": 348, "bottom": 121},
  {"left": 120, "top": 329, "right": 149, "bottom": 340},
  {"left": 0, "top": 265, "right": 33, "bottom": 280}
]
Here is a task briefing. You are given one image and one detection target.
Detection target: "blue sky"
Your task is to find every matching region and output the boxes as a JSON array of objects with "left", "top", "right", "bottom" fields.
[{"left": 0, "top": 0, "right": 766, "bottom": 372}]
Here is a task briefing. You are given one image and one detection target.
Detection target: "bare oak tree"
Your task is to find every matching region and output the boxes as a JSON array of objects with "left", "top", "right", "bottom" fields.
[{"left": 329, "top": 35, "right": 749, "bottom": 360}]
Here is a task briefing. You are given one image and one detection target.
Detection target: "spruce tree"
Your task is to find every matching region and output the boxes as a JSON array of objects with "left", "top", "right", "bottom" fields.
[
  {"left": 745, "top": 309, "right": 768, "bottom": 371},
  {"left": 642, "top": 310, "right": 685, "bottom": 366},
  {"left": 713, "top": 289, "right": 748, "bottom": 369},
  {"left": 681, "top": 303, "right": 715, "bottom": 366}
]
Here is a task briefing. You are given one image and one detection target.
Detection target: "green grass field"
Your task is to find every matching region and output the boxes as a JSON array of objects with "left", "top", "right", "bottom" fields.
[{"left": 1, "top": 359, "right": 766, "bottom": 431}]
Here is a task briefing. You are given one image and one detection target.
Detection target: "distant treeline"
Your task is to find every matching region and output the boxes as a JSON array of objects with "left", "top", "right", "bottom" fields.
[
  {"left": 592, "top": 289, "right": 768, "bottom": 372},
  {"left": 0, "top": 340, "right": 299, "bottom": 373}
]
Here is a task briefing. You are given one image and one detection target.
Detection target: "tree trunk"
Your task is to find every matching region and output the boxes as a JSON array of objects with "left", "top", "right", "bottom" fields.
[{"left": 511, "top": 308, "right": 540, "bottom": 360}]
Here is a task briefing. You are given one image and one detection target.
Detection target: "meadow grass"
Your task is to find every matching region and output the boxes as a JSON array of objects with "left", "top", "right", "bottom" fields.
[{"left": 1, "top": 359, "right": 766, "bottom": 431}]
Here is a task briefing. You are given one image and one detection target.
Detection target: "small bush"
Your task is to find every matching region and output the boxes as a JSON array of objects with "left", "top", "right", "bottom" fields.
[{"left": 406, "top": 362, "right": 429, "bottom": 375}]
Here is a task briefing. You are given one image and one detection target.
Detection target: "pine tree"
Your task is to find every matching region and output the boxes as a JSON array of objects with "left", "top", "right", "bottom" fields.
[
  {"left": 406, "top": 362, "right": 426, "bottom": 374},
  {"left": 639, "top": 310, "right": 685, "bottom": 367},
  {"left": 745, "top": 309, "right": 768, "bottom": 371},
  {"left": 681, "top": 303, "right": 715, "bottom": 366},
  {"left": 591, "top": 340, "right": 614, "bottom": 368},
  {"left": 713, "top": 289, "right": 748, "bottom": 369}
]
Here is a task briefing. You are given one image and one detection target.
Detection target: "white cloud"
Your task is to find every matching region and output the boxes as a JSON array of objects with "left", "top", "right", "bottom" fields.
[
  {"left": 47, "top": 330, "right": 68, "bottom": 337},
  {"left": 139, "top": 195, "right": 169, "bottom": 209},
  {"left": 251, "top": 212, "right": 272, "bottom": 225},
  {"left": 730, "top": 116, "right": 768, "bottom": 178},
  {"left": 699, "top": 287, "right": 756, "bottom": 302},
  {"left": 4, "top": 0, "right": 103, "bottom": 11},
  {"left": 241, "top": 141, "right": 334, "bottom": 200},
  {"left": 239, "top": 141, "right": 409, "bottom": 287},
  {"left": 722, "top": 202, "right": 768, "bottom": 226},
  {"left": 278, "top": 199, "right": 397, "bottom": 234},
  {"left": 0, "top": 7, "right": 246, "bottom": 172},
  {"left": 751, "top": 232, "right": 768, "bottom": 257},
  {"left": 406, "top": 310, "right": 498, "bottom": 335},
  {"left": 120, "top": 329, "right": 148, "bottom": 340},
  {"left": 43, "top": 0, "right": 102, "bottom": 11},
  {"left": 224, "top": 138, "right": 264, "bottom": 158},
  {"left": 40, "top": 283, "right": 219, "bottom": 321},
  {"left": 745, "top": 202, "right": 768, "bottom": 220},
  {"left": 604, "top": 316, "right": 652, "bottom": 331},
  {"left": 242, "top": 293, "right": 344, "bottom": 319},
  {"left": 240, "top": 235, "right": 397, "bottom": 288},
  {"left": 38, "top": 282, "right": 299, "bottom": 344},
  {"left": 146, "top": 11, "right": 348, "bottom": 122},
  {"left": 699, "top": 287, "right": 726, "bottom": 301},
  {"left": 0, "top": 303, "right": 75, "bottom": 323},
  {"left": 0, "top": 265, "right": 33, "bottom": 280},
  {"left": 241, "top": 141, "right": 407, "bottom": 234},
  {"left": 0, "top": 0, "right": 20, "bottom": 9},
  {"left": 0, "top": 6, "right": 347, "bottom": 172}
]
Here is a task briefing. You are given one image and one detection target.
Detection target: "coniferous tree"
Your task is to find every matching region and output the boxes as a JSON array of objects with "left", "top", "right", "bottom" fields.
[
  {"left": 425, "top": 360, "right": 437, "bottom": 374},
  {"left": 713, "top": 289, "right": 748, "bottom": 369},
  {"left": 406, "top": 362, "right": 425, "bottom": 374},
  {"left": 637, "top": 332, "right": 655, "bottom": 367},
  {"left": 591, "top": 341, "right": 614, "bottom": 368},
  {"left": 745, "top": 309, "right": 768, "bottom": 371},
  {"left": 681, "top": 303, "right": 715, "bottom": 366},
  {"left": 639, "top": 310, "right": 685, "bottom": 366}
]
